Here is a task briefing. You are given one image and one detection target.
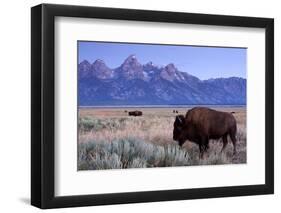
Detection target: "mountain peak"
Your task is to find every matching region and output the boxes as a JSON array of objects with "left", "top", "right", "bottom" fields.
[
  {"left": 122, "top": 54, "right": 139, "bottom": 65},
  {"left": 80, "top": 59, "right": 90, "bottom": 65},
  {"left": 127, "top": 54, "right": 137, "bottom": 59},
  {"left": 160, "top": 63, "right": 178, "bottom": 81},
  {"left": 143, "top": 61, "right": 157, "bottom": 71},
  {"left": 165, "top": 63, "right": 177, "bottom": 72},
  {"left": 93, "top": 59, "right": 105, "bottom": 65},
  {"left": 119, "top": 55, "right": 144, "bottom": 80},
  {"left": 91, "top": 59, "right": 113, "bottom": 79},
  {"left": 92, "top": 59, "right": 109, "bottom": 70},
  {"left": 78, "top": 60, "right": 91, "bottom": 78},
  {"left": 145, "top": 61, "right": 155, "bottom": 67}
]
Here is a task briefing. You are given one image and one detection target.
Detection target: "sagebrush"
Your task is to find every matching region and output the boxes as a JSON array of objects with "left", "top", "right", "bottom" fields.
[{"left": 78, "top": 138, "right": 192, "bottom": 170}]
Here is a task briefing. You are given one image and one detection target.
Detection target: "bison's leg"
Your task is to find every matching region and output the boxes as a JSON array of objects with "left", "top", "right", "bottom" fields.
[
  {"left": 199, "top": 137, "right": 209, "bottom": 159},
  {"left": 204, "top": 141, "right": 210, "bottom": 151},
  {"left": 221, "top": 134, "right": 228, "bottom": 153},
  {"left": 199, "top": 144, "right": 204, "bottom": 159},
  {"left": 229, "top": 132, "right": 237, "bottom": 155}
]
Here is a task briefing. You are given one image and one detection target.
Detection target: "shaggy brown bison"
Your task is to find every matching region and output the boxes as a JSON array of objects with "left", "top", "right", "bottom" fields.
[
  {"left": 128, "top": 110, "right": 143, "bottom": 116},
  {"left": 173, "top": 107, "right": 237, "bottom": 158}
]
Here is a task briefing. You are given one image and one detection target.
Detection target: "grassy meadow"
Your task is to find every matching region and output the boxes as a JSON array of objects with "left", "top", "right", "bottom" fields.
[{"left": 78, "top": 107, "right": 246, "bottom": 170}]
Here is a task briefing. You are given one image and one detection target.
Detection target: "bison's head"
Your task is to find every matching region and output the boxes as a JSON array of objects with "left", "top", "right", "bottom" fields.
[{"left": 173, "top": 115, "right": 186, "bottom": 146}]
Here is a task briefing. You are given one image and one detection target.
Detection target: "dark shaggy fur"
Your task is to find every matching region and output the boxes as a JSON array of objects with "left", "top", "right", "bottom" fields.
[{"left": 173, "top": 107, "right": 237, "bottom": 158}]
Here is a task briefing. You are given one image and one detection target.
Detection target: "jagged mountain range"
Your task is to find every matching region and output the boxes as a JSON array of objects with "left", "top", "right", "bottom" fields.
[{"left": 78, "top": 55, "right": 246, "bottom": 106}]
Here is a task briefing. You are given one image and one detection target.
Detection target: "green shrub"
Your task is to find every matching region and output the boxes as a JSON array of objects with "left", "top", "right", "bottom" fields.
[
  {"left": 78, "top": 138, "right": 191, "bottom": 170},
  {"left": 78, "top": 117, "right": 128, "bottom": 132}
]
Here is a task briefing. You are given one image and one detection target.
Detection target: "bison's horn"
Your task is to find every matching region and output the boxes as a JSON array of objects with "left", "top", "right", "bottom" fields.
[{"left": 176, "top": 116, "right": 184, "bottom": 124}]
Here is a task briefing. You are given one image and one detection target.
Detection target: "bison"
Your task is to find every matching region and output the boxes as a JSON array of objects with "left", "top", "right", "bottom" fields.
[
  {"left": 173, "top": 107, "right": 237, "bottom": 158},
  {"left": 128, "top": 110, "right": 143, "bottom": 116}
]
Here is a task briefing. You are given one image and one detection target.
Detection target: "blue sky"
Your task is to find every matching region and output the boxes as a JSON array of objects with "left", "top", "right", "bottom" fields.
[{"left": 78, "top": 41, "right": 246, "bottom": 80}]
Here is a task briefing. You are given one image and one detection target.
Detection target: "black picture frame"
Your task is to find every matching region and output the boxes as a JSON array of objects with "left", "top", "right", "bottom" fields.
[{"left": 31, "top": 3, "right": 274, "bottom": 209}]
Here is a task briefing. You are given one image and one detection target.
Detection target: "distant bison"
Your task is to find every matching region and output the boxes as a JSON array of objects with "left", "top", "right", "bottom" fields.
[
  {"left": 173, "top": 107, "right": 237, "bottom": 158},
  {"left": 128, "top": 110, "right": 143, "bottom": 116}
]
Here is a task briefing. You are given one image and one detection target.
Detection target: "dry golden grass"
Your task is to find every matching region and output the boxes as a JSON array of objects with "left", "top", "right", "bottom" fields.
[{"left": 78, "top": 107, "right": 246, "bottom": 169}]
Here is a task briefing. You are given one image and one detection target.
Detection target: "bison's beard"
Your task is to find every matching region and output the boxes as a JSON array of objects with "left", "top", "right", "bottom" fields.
[{"left": 178, "top": 139, "right": 186, "bottom": 147}]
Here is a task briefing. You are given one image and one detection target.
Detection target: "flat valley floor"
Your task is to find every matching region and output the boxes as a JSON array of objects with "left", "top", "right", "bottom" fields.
[{"left": 78, "top": 107, "right": 246, "bottom": 170}]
